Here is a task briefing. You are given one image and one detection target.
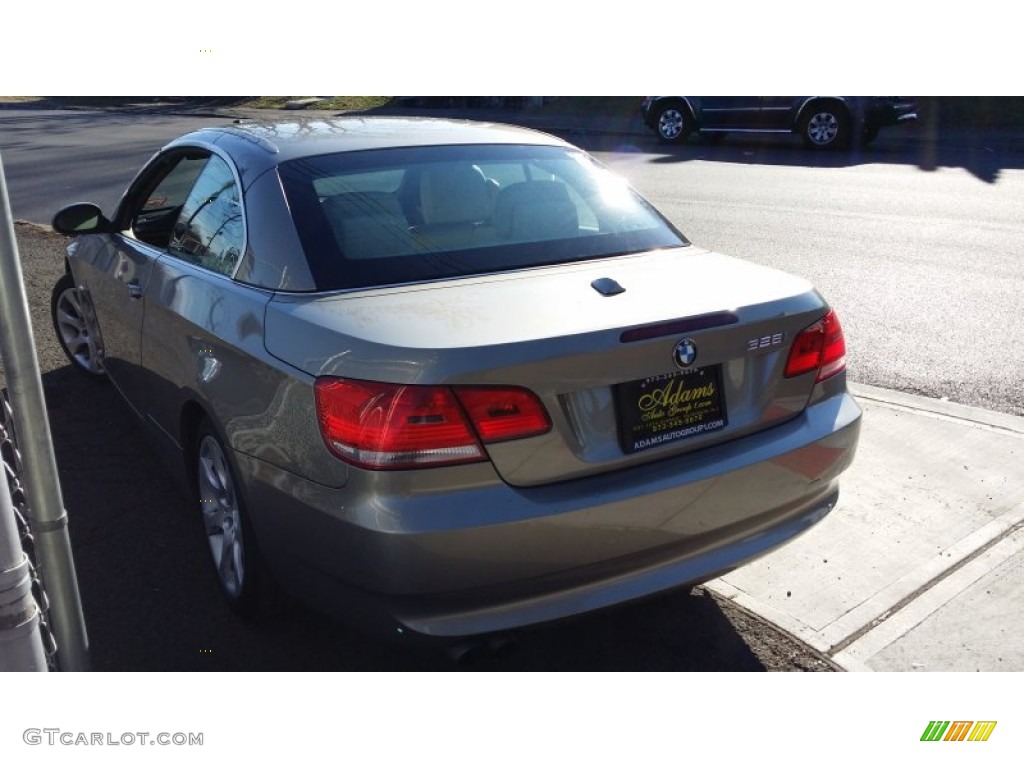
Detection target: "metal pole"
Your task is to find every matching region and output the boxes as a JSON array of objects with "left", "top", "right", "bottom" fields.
[
  {"left": 0, "top": 151, "right": 90, "bottom": 671},
  {"left": 0, "top": 467, "right": 47, "bottom": 671}
]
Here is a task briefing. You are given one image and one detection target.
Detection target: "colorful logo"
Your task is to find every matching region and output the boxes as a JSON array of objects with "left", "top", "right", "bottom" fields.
[
  {"left": 672, "top": 338, "right": 698, "bottom": 369},
  {"left": 921, "top": 721, "right": 997, "bottom": 742}
]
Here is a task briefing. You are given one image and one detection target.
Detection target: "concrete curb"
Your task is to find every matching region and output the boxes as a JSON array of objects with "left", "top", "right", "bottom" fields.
[{"left": 851, "top": 382, "right": 1024, "bottom": 435}]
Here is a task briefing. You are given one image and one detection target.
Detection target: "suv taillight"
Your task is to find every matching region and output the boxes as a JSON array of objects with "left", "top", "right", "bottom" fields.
[
  {"left": 784, "top": 309, "right": 847, "bottom": 382},
  {"left": 314, "top": 378, "right": 550, "bottom": 470}
]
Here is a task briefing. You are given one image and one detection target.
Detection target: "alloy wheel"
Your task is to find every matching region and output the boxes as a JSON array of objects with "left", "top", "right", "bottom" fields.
[
  {"left": 658, "top": 108, "right": 686, "bottom": 141},
  {"left": 54, "top": 282, "right": 104, "bottom": 375},
  {"left": 806, "top": 111, "right": 840, "bottom": 146},
  {"left": 198, "top": 434, "right": 245, "bottom": 598}
]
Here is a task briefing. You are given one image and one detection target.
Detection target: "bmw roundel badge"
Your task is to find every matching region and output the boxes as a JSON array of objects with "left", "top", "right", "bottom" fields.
[{"left": 673, "top": 338, "right": 698, "bottom": 369}]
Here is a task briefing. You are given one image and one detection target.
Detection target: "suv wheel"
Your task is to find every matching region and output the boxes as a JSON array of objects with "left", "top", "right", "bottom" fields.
[
  {"left": 801, "top": 104, "right": 850, "bottom": 149},
  {"left": 654, "top": 103, "right": 690, "bottom": 144}
]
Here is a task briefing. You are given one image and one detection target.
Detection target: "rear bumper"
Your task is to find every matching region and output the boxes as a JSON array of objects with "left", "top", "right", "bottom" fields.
[
  {"left": 237, "top": 390, "right": 861, "bottom": 638},
  {"left": 390, "top": 489, "right": 840, "bottom": 637}
]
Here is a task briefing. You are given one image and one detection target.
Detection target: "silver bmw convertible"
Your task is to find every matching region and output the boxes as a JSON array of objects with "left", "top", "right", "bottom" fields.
[{"left": 51, "top": 117, "right": 860, "bottom": 640}]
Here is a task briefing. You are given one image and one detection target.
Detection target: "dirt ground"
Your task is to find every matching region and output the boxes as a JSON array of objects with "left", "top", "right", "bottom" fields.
[{"left": 2, "top": 222, "right": 837, "bottom": 671}]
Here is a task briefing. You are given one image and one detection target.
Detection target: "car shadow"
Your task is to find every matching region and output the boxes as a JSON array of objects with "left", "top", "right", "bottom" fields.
[
  {"left": 564, "top": 126, "right": 1023, "bottom": 185},
  {"left": 34, "top": 365, "right": 801, "bottom": 672}
]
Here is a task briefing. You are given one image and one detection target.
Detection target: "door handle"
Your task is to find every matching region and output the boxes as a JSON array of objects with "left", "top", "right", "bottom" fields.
[{"left": 127, "top": 280, "right": 143, "bottom": 300}]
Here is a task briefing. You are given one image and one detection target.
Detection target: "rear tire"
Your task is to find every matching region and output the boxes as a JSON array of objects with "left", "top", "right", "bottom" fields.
[
  {"left": 800, "top": 103, "right": 850, "bottom": 149},
  {"left": 194, "top": 418, "right": 276, "bottom": 617}
]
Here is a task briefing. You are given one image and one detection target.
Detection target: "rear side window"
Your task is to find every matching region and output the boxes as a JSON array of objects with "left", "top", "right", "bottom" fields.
[
  {"left": 278, "top": 144, "right": 687, "bottom": 291},
  {"left": 169, "top": 155, "right": 244, "bottom": 276}
]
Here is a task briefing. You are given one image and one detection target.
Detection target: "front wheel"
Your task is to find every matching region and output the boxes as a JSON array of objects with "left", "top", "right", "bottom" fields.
[
  {"left": 51, "top": 272, "right": 105, "bottom": 378},
  {"left": 801, "top": 105, "right": 850, "bottom": 149},
  {"left": 654, "top": 104, "right": 690, "bottom": 144}
]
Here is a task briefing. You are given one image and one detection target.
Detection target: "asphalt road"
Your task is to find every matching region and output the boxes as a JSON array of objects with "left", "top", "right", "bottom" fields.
[
  {"left": 1, "top": 107, "right": 1021, "bottom": 670},
  {"left": 0, "top": 110, "right": 226, "bottom": 220},
  {"left": 592, "top": 135, "right": 1024, "bottom": 418}
]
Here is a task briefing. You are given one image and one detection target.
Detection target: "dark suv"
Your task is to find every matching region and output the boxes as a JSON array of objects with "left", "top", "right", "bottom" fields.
[{"left": 641, "top": 97, "right": 918, "bottom": 149}]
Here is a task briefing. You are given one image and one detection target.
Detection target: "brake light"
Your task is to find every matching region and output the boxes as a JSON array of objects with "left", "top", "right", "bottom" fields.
[
  {"left": 784, "top": 309, "right": 847, "bottom": 382},
  {"left": 314, "top": 378, "right": 550, "bottom": 470},
  {"left": 454, "top": 387, "right": 552, "bottom": 443}
]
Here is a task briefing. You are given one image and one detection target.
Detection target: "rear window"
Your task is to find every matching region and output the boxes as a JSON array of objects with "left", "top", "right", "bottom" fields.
[{"left": 278, "top": 144, "right": 688, "bottom": 291}]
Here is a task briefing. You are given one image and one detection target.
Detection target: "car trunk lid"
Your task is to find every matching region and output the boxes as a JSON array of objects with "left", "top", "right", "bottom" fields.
[{"left": 265, "top": 247, "right": 831, "bottom": 486}]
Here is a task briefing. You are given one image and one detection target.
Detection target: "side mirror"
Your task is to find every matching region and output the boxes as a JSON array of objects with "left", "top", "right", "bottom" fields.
[{"left": 52, "top": 203, "right": 113, "bottom": 236}]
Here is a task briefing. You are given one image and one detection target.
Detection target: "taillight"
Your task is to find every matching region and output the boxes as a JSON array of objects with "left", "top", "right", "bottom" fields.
[
  {"left": 314, "top": 378, "right": 550, "bottom": 470},
  {"left": 784, "top": 309, "right": 847, "bottom": 382},
  {"left": 453, "top": 386, "right": 551, "bottom": 443}
]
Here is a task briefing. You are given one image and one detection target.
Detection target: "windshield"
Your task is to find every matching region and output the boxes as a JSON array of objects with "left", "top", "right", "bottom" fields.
[{"left": 278, "top": 144, "right": 688, "bottom": 290}]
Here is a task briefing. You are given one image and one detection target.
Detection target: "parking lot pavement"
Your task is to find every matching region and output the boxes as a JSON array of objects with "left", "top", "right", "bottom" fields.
[{"left": 707, "top": 382, "right": 1024, "bottom": 671}]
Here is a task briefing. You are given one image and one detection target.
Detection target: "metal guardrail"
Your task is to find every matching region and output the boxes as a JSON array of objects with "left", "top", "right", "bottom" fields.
[{"left": 0, "top": 150, "right": 89, "bottom": 671}]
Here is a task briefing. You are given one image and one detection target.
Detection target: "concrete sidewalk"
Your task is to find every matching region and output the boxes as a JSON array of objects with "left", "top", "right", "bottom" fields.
[{"left": 707, "top": 382, "right": 1024, "bottom": 671}]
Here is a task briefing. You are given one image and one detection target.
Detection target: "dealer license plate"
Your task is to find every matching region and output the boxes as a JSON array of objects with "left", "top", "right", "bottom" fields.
[{"left": 615, "top": 365, "right": 727, "bottom": 454}]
